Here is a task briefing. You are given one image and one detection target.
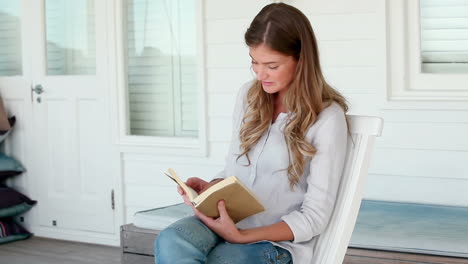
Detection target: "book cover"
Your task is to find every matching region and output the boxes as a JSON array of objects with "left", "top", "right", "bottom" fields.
[{"left": 165, "top": 168, "right": 265, "bottom": 223}]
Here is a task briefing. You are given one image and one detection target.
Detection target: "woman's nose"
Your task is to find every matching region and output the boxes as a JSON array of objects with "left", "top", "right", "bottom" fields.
[{"left": 256, "top": 67, "right": 267, "bottom": 80}]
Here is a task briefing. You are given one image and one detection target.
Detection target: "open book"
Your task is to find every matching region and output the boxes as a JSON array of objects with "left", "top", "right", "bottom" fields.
[{"left": 165, "top": 168, "right": 265, "bottom": 223}]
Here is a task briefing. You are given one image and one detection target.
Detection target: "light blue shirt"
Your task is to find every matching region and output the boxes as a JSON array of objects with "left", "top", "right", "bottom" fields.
[{"left": 215, "top": 81, "right": 348, "bottom": 264}]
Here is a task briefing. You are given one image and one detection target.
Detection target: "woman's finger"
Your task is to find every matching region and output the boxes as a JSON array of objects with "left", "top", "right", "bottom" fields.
[
  {"left": 217, "top": 200, "right": 229, "bottom": 219},
  {"left": 182, "top": 195, "right": 194, "bottom": 208},
  {"left": 177, "top": 186, "right": 185, "bottom": 195}
]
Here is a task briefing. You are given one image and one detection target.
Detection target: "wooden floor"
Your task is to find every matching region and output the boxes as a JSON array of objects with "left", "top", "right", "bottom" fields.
[
  {"left": 0, "top": 237, "right": 120, "bottom": 264},
  {"left": 1, "top": 237, "right": 467, "bottom": 264}
]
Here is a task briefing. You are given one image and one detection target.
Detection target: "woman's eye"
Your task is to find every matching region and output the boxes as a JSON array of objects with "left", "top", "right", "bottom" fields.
[{"left": 268, "top": 66, "right": 278, "bottom": 70}]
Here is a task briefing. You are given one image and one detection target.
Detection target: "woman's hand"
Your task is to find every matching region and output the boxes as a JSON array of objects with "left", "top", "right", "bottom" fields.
[
  {"left": 193, "top": 200, "right": 245, "bottom": 244},
  {"left": 186, "top": 177, "right": 223, "bottom": 194},
  {"left": 176, "top": 178, "right": 242, "bottom": 242},
  {"left": 185, "top": 177, "right": 209, "bottom": 193},
  {"left": 177, "top": 186, "right": 194, "bottom": 207},
  {"left": 177, "top": 177, "right": 224, "bottom": 206},
  {"left": 177, "top": 177, "right": 207, "bottom": 206}
]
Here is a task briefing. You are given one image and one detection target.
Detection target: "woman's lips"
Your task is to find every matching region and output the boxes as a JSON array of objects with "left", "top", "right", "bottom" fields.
[{"left": 262, "top": 81, "right": 273, "bottom": 86}]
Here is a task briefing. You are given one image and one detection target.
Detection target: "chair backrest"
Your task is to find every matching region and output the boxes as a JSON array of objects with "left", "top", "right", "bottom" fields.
[{"left": 311, "top": 115, "right": 384, "bottom": 264}]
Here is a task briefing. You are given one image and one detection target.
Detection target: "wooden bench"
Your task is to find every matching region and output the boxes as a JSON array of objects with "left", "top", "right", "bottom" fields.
[
  {"left": 120, "top": 199, "right": 468, "bottom": 263},
  {"left": 121, "top": 224, "right": 159, "bottom": 264}
]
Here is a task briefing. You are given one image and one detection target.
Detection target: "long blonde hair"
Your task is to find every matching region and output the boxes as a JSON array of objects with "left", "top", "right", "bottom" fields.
[{"left": 240, "top": 3, "right": 348, "bottom": 189}]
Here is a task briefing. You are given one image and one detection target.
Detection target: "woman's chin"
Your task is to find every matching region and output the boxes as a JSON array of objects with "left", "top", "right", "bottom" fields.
[{"left": 262, "top": 86, "right": 278, "bottom": 94}]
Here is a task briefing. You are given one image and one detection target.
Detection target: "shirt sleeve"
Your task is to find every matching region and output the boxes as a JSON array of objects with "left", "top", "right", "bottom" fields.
[
  {"left": 211, "top": 81, "right": 252, "bottom": 181},
  {"left": 281, "top": 108, "right": 348, "bottom": 243}
]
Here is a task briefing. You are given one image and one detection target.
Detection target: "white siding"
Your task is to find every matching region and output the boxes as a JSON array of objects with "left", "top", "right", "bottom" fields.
[{"left": 121, "top": 0, "right": 468, "bottom": 224}]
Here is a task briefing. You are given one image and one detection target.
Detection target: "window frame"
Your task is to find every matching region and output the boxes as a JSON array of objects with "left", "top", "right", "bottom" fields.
[
  {"left": 114, "top": 0, "right": 207, "bottom": 156},
  {"left": 386, "top": 0, "right": 468, "bottom": 103}
]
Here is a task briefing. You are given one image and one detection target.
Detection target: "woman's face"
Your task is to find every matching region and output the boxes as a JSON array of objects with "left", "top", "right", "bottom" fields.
[{"left": 249, "top": 44, "right": 297, "bottom": 97}]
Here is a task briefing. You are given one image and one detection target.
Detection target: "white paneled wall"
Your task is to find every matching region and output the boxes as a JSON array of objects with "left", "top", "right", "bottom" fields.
[
  {"left": 367, "top": 109, "right": 468, "bottom": 206},
  {"left": 122, "top": 0, "right": 468, "bottom": 223}
]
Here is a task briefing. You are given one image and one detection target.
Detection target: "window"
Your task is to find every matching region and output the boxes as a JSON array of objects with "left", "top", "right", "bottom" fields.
[
  {"left": 45, "top": 0, "right": 96, "bottom": 75},
  {"left": 387, "top": 0, "right": 468, "bottom": 101},
  {"left": 420, "top": 0, "right": 468, "bottom": 74},
  {"left": 0, "top": 0, "right": 22, "bottom": 76},
  {"left": 124, "top": 0, "right": 199, "bottom": 137}
]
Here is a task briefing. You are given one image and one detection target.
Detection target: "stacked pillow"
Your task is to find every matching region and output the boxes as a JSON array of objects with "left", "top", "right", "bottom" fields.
[
  {"left": 0, "top": 218, "right": 31, "bottom": 244},
  {"left": 0, "top": 183, "right": 36, "bottom": 218},
  {"left": 0, "top": 110, "right": 35, "bottom": 244},
  {"left": 0, "top": 115, "right": 24, "bottom": 184},
  {"left": 0, "top": 150, "right": 24, "bottom": 182},
  {"left": 0, "top": 185, "right": 34, "bottom": 244}
]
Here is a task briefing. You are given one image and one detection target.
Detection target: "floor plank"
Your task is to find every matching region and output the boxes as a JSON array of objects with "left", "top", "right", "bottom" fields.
[
  {"left": 1, "top": 237, "right": 468, "bottom": 264},
  {"left": 0, "top": 237, "right": 120, "bottom": 264}
]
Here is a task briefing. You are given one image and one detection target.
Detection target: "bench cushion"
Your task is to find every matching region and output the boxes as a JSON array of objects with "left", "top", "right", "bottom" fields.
[{"left": 133, "top": 203, "right": 193, "bottom": 230}]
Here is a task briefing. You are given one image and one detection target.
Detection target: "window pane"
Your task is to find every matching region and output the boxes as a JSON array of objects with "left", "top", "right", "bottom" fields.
[
  {"left": 420, "top": 0, "right": 468, "bottom": 73},
  {"left": 126, "top": 0, "right": 198, "bottom": 137},
  {"left": 45, "top": 0, "right": 96, "bottom": 75},
  {"left": 0, "top": 0, "right": 22, "bottom": 76}
]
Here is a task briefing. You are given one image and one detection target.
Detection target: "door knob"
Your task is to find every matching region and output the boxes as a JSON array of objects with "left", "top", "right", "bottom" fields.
[{"left": 32, "top": 84, "right": 44, "bottom": 95}]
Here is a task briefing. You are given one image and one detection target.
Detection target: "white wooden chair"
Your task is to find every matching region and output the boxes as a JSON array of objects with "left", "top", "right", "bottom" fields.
[
  {"left": 121, "top": 115, "right": 384, "bottom": 264},
  {"left": 311, "top": 115, "right": 384, "bottom": 264}
]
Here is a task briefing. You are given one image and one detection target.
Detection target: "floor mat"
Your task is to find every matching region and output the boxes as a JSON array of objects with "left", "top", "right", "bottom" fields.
[{"left": 349, "top": 200, "right": 468, "bottom": 258}]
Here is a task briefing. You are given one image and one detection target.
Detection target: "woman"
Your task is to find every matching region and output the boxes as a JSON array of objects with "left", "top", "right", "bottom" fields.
[{"left": 155, "top": 3, "right": 348, "bottom": 264}]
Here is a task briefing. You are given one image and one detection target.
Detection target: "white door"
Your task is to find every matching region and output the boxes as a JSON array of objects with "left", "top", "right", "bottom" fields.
[{"left": 1, "top": 0, "right": 115, "bottom": 234}]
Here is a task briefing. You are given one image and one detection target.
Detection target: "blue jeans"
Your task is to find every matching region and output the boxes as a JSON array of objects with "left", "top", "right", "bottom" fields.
[{"left": 155, "top": 216, "right": 292, "bottom": 264}]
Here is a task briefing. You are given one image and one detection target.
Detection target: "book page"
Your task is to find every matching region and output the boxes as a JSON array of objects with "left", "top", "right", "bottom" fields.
[{"left": 165, "top": 168, "right": 198, "bottom": 201}]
